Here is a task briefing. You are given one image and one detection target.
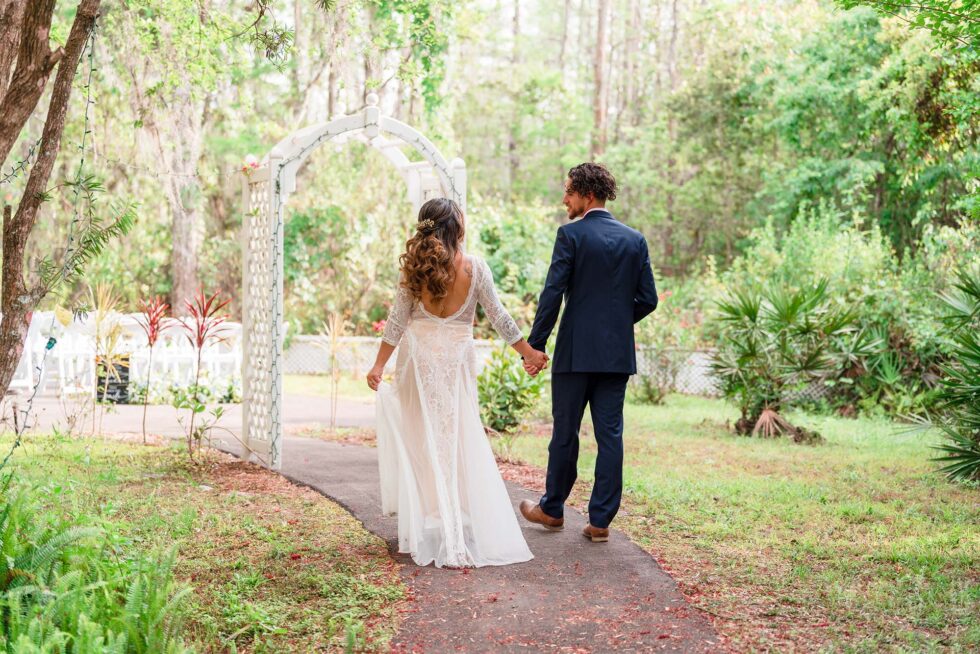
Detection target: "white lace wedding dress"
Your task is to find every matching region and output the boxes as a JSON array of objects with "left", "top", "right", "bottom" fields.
[{"left": 375, "top": 254, "right": 534, "bottom": 568}]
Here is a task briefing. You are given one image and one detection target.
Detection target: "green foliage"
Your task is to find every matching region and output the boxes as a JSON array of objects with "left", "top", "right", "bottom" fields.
[
  {"left": 835, "top": 1, "right": 980, "bottom": 48},
  {"left": 720, "top": 206, "right": 980, "bottom": 417},
  {"left": 631, "top": 270, "right": 723, "bottom": 404},
  {"left": 0, "top": 478, "right": 193, "bottom": 652},
  {"left": 604, "top": 3, "right": 978, "bottom": 271},
  {"left": 752, "top": 8, "right": 978, "bottom": 254},
  {"left": 35, "top": 176, "right": 136, "bottom": 299},
  {"left": 931, "top": 265, "right": 980, "bottom": 482},
  {"left": 477, "top": 346, "right": 545, "bottom": 446},
  {"left": 371, "top": 1, "right": 456, "bottom": 112},
  {"left": 471, "top": 197, "right": 556, "bottom": 332},
  {"left": 283, "top": 160, "right": 412, "bottom": 334},
  {"left": 712, "top": 279, "right": 874, "bottom": 441}
]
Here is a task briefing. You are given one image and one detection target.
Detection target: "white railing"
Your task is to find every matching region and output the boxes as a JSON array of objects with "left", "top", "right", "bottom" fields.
[{"left": 7, "top": 311, "right": 241, "bottom": 397}]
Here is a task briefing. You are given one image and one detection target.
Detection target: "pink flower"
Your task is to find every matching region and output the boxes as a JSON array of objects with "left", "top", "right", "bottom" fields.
[
  {"left": 241, "top": 154, "right": 259, "bottom": 174},
  {"left": 372, "top": 320, "right": 387, "bottom": 334}
]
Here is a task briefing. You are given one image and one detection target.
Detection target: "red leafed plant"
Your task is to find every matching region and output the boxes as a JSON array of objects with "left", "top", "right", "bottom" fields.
[
  {"left": 136, "top": 296, "right": 171, "bottom": 444},
  {"left": 179, "top": 290, "right": 231, "bottom": 459},
  {"left": 182, "top": 290, "right": 231, "bottom": 350},
  {"left": 137, "top": 296, "right": 171, "bottom": 346}
]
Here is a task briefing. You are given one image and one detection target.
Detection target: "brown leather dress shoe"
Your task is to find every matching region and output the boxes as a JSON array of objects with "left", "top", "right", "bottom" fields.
[
  {"left": 582, "top": 523, "right": 609, "bottom": 542},
  {"left": 519, "top": 499, "right": 564, "bottom": 531}
]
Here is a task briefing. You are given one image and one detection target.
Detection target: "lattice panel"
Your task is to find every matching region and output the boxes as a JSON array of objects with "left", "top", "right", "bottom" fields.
[
  {"left": 419, "top": 170, "right": 443, "bottom": 204},
  {"left": 242, "top": 175, "right": 277, "bottom": 464}
]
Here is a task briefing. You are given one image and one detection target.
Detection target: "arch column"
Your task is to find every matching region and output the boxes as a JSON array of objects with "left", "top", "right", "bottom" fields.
[{"left": 240, "top": 94, "right": 467, "bottom": 469}]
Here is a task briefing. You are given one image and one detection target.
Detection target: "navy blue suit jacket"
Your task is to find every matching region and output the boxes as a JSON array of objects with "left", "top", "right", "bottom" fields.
[{"left": 527, "top": 209, "right": 658, "bottom": 374}]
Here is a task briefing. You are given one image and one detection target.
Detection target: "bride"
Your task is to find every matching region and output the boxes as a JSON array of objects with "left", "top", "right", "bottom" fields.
[{"left": 366, "top": 198, "right": 548, "bottom": 568}]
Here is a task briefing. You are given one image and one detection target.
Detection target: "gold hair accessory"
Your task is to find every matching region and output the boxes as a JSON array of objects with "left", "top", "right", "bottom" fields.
[{"left": 418, "top": 218, "right": 436, "bottom": 232}]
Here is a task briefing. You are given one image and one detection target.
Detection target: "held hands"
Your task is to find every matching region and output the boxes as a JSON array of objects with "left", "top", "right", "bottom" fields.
[
  {"left": 366, "top": 364, "right": 384, "bottom": 391},
  {"left": 523, "top": 349, "right": 549, "bottom": 377}
]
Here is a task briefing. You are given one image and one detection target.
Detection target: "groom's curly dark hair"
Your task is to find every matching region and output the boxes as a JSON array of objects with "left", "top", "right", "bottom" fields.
[{"left": 567, "top": 162, "right": 618, "bottom": 201}]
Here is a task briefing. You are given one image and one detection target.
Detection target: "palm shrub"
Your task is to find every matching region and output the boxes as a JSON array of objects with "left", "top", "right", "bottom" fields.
[
  {"left": 931, "top": 266, "right": 980, "bottom": 483},
  {"left": 712, "top": 280, "right": 874, "bottom": 443}
]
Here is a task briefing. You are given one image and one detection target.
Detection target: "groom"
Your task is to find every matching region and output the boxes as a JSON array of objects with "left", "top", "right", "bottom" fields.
[{"left": 519, "top": 163, "right": 658, "bottom": 543}]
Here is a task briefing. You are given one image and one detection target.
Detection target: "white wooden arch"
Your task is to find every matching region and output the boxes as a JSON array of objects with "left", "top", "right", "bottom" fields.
[{"left": 240, "top": 93, "right": 467, "bottom": 469}]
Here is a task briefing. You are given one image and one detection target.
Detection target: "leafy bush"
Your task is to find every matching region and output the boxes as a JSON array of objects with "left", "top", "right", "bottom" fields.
[
  {"left": 0, "top": 477, "right": 193, "bottom": 652},
  {"left": 931, "top": 266, "right": 980, "bottom": 483},
  {"left": 478, "top": 346, "right": 546, "bottom": 450},
  {"left": 712, "top": 280, "right": 876, "bottom": 442},
  {"left": 720, "top": 207, "right": 979, "bottom": 417},
  {"left": 631, "top": 267, "right": 724, "bottom": 404},
  {"left": 472, "top": 196, "right": 557, "bottom": 334}
]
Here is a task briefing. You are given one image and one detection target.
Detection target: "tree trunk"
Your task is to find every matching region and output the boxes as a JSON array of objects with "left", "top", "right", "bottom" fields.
[
  {"left": 625, "top": 0, "right": 641, "bottom": 127},
  {"left": 592, "top": 0, "right": 610, "bottom": 158},
  {"left": 0, "top": 205, "right": 30, "bottom": 398},
  {"left": 508, "top": 0, "right": 520, "bottom": 190},
  {"left": 663, "top": 0, "right": 680, "bottom": 265},
  {"left": 0, "top": 0, "right": 62, "bottom": 168},
  {"left": 151, "top": 88, "right": 206, "bottom": 310},
  {"left": 558, "top": 0, "right": 572, "bottom": 72},
  {"left": 0, "top": 0, "right": 101, "bottom": 398},
  {"left": 0, "top": 0, "right": 26, "bottom": 104}
]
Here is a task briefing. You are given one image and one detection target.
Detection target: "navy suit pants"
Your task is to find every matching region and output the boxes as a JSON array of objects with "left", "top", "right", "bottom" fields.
[{"left": 539, "top": 372, "right": 629, "bottom": 529}]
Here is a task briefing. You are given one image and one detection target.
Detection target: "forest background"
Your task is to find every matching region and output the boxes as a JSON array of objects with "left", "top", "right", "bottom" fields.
[{"left": 5, "top": 0, "right": 978, "bottom": 419}]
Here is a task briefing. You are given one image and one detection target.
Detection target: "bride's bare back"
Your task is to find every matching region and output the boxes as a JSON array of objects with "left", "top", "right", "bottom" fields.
[{"left": 420, "top": 251, "right": 474, "bottom": 318}]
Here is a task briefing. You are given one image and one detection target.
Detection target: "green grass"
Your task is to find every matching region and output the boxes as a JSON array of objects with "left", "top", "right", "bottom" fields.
[
  {"left": 3, "top": 434, "right": 405, "bottom": 652},
  {"left": 284, "top": 373, "right": 375, "bottom": 401},
  {"left": 507, "top": 394, "right": 980, "bottom": 652}
]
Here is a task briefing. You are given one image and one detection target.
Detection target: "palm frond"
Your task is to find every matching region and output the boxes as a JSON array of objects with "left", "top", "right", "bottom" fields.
[{"left": 932, "top": 428, "right": 980, "bottom": 483}]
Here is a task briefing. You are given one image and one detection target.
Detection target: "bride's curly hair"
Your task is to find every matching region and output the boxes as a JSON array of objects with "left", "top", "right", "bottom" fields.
[{"left": 399, "top": 198, "right": 465, "bottom": 302}]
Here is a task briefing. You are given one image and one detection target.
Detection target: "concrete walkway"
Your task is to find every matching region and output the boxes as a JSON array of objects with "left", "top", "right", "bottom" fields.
[{"left": 215, "top": 437, "right": 724, "bottom": 652}]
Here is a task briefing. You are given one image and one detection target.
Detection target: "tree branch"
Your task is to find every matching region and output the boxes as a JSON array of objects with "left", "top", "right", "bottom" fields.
[
  {"left": 871, "top": 2, "right": 980, "bottom": 25},
  {"left": 6, "top": 0, "right": 101, "bottom": 310}
]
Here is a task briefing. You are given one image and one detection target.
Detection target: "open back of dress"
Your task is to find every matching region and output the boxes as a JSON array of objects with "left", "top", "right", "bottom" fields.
[{"left": 375, "top": 255, "right": 534, "bottom": 568}]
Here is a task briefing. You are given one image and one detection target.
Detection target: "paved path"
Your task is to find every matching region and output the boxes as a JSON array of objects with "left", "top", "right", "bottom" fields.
[{"left": 215, "top": 434, "right": 723, "bottom": 653}]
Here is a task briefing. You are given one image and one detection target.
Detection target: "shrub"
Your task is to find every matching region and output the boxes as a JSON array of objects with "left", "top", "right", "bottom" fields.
[
  {"left": 472, "top": 196, "right": 557, "bottom": 334},
  {"left": 478, "top": 346, "right": 546, "bottom": 452},
  {"left": 712, "top": 279, "right": 876, "bottom": 443},
  {"left": 931, "top": 266, "right": 980, "bottom": 483},
  {"left": 631, "top": 268, "right": 723, "bottom": 404},
  {"left": 720, "top": 206, "right": 977, "bottom": 417}
]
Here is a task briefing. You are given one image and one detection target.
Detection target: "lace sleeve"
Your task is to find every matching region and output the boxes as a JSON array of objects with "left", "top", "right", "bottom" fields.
[
  {"left": 475, "top": 258, "right": 523, "bottom": 345},
  {"left": 381, "top": 279, "right": 414, "bottom": 346}
]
